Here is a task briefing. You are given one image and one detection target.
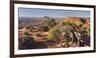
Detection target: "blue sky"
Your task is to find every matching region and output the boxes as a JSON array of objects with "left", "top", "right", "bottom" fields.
[{"left": 18, "top": 7, "right": 90, "bottom": 18}]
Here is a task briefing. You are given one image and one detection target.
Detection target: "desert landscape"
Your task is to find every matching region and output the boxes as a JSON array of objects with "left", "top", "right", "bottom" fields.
[{"left": 18, "top": 16, "right": 90, "bottom": 50}]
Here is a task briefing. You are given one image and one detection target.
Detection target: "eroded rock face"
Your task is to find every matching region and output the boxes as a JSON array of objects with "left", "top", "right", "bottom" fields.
[
  {"left": 84, "top": 17, "right": 90, "bottom": 28},
  {"left": 63, "top": 17, "right": 82, "bottom": 25},
  {"left": 63, "top": 17, "right": 90, "bottom": 27}
]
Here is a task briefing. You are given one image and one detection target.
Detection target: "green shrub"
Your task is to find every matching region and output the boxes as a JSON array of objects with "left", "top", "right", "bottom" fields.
[{"left": 47, "top": 29, "right": 56, "bottom": 40}]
